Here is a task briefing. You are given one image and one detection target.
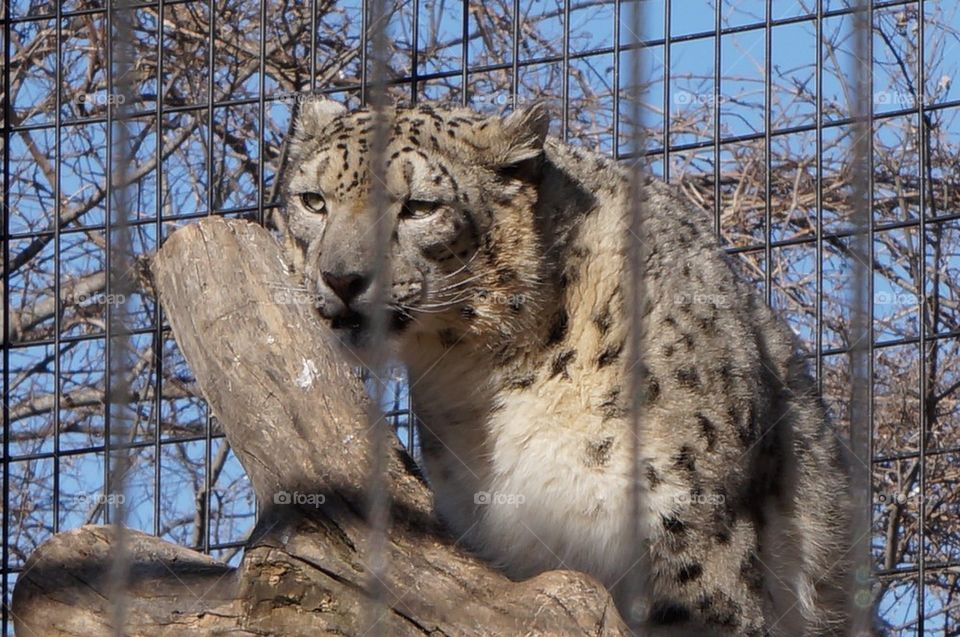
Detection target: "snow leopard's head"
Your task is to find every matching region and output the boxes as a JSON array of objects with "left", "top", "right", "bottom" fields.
[{"left": 280, "top": 99, "right": 550, "bottom": 355}]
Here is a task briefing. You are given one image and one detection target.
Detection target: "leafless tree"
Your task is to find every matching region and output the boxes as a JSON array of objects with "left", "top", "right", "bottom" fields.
[{"left": 3, "top": 0, "right": 958, "bottom": 632}]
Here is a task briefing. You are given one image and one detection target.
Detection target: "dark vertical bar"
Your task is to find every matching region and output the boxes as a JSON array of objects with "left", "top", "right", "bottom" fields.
[
  {"left": 763, "top": 0, "right": 772, "bottom": 305},
  {"left": 206, "top": 2, "right": 215, "bottom": 216},
  {"left": 257, "top": 0, "right": 266, "bottom": 224},
  {"left": 203, "top": 0, "right": 216, "bottom": 554},
  {"left": 360, "top": 0, "right": 368, "bottom": 105},
  {"left": 865, "top": 3, "right": 877, "bottom": 632},
  {"left": 310, "top": 0, "right": 318, "bottom": 93},
  {"left": 915, "top": 0, "right": 928, "bottom": 630},
  {"left": 662, "top": 0, "right": 670, "bottom": 180},
  {"left": 815, "top": 0, "right": 823, "bottom": 391},
  {"left": 560, "top": 0, "right": 569, "bottom": 140},
  {"left": 403, "top": 383, "right": 413, "bottom": 452},
  {"left": 53, "top": 0, "right": 63, "bottom": 536},
  {"left": 848, "top": 0, "right": 873, "bottom": 633},
  {"left": 410, "top": 0, "right": 419, "bottom": 104},
  {"left": 611, "top": 0, "right": 620, "bottom": 160},
  {"left": 511, "top": 0, "right": 520, "bottom": 100},
  {"left": 104, "top": 0, "right": 115, "bottom": 528},
  {"left": 154, "top": 0, "right": 166, "bottom": 539},
  {"left": 460, "top": 0, "right": 468, "bottom": 106},
  {"left": 712, "top": 0, "right": 721, "bottom": 236},
  {"left": 2, "top": 0, "right": 11, "bottom": 631}
]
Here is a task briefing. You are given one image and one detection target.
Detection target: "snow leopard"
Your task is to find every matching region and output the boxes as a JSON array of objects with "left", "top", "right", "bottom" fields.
[{"left": 278, "top": 98, "right": 853, "bottom": 636}]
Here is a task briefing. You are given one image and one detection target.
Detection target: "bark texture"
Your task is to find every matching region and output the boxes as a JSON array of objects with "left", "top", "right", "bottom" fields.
[{"left": 12, "top": 217, "right": 627, "bottom": 636}]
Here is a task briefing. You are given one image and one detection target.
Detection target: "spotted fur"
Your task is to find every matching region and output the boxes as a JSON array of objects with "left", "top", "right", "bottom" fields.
[{"left": 280, "top": 100, "right": 852, "bottom": 636}]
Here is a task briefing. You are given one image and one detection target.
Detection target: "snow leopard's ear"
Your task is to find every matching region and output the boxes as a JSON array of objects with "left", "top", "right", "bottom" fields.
[
  {"left": 498, "top": 101, "right": 550, "bottom": 166},
  {"left": 467, "top": 101, "right": 550, "bottom": 178},
  {"left": 289, "top": 97, "right": 347, "bottom": 159}
]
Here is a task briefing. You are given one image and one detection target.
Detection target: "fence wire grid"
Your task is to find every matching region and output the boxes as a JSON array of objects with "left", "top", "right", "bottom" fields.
[{"left": 2, "top": 0, "right": 959, "bottom": 634}]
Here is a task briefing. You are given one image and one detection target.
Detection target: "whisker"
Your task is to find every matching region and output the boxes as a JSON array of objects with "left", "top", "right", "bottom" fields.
[
  {"left": 421, "top": 302, "right": 469, "bottom": 310},
  {"left": 437, "top": 251, "right": 480, "bottom": 280},
  {"left": 433, "top": 273, "right": 485, "bottom": 295},
  {"left": 397, "top": 305, "right": 454, "bottom": 315},
  {"left": 405, "top": 294, "right": 476, "bottom": 311},
  {"left": 389, "top": 305, "right": 422, "bottom": 324},
  {"left": 434, "top": 291, "right": 477, "bottom": 303}
]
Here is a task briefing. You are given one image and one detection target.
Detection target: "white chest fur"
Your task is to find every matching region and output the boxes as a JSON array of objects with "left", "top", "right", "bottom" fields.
[{"left": 422, "top": 374, "right": 681, "bottom": 589}]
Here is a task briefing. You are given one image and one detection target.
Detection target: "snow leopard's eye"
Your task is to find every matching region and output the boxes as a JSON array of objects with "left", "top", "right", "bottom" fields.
[
  {"left": 399, "top": 199, "right": 440, "bottom": 220},
  {"left": 299, "top": 192, "right": 326, "bottom": 214}
]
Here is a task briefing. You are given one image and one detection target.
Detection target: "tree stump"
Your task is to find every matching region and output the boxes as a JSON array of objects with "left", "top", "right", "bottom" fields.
[{"left": 12, "top": 217, "right": 627, "bottom": 636}]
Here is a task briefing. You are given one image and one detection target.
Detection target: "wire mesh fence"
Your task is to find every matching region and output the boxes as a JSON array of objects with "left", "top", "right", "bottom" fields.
[{"left": 2, "top": 0, "right": 959, "bottom": 634}]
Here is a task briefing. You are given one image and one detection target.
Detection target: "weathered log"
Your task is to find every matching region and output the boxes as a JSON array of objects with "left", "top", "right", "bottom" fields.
[{"left": 12, "top": 217, "right": 627, "bottom": 636}]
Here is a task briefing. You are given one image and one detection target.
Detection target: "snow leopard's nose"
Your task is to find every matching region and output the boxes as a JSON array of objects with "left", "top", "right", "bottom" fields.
[{"left": 321, "top": 270, "right": 370, "bottom": 305}]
